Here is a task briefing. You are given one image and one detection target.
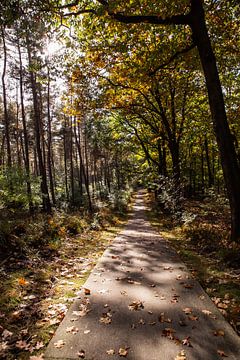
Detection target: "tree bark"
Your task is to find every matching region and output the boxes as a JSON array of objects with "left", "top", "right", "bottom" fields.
[
  {"left": 26, "top": 36, "right": 51, "bottom": 213},
  {"left": 17, "top": 38, "right": 33, "bottom": 211},
  {"left": 189, "top": 0, "right": 240, "bottom": 241},
  {"left": 1, "top": 26, "right": 12, "bottom": 168}
]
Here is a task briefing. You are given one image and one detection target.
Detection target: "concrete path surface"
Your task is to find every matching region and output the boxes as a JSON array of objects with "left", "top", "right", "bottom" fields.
[{"left": 45, "top": 191, "right": 240, "bottom": 360}]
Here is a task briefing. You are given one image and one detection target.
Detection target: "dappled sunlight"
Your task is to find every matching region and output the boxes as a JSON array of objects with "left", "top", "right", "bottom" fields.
[{"left": 45, "top": 192, "right": 240, "bottom": 360}]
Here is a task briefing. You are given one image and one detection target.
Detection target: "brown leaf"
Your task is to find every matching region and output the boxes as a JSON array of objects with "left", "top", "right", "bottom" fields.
[
  {"left": 99, "top": 313, "right": 112, "bottom": 324},
  {"left": 202, "top": 309, "right": 212, "bottom": 316},
  {"left": 158, "top": 313, "right": 172, "bottom": 323},
  {"left": 217, "top": 350, "right": 228, "bottom": 357},
  {"left": 84, "top": 288, "right": 91, "bottom": 295},
  {"left": 66, "top": 326, "right": 79, "bottom": 334},
  {"left": 54, "top": 340, "right": 65, "bottom": 349},
  {"left": 15, "top": 340, "right": 30, "bottom": 350},
  {"left": 182, "top": 336, "right": 192, "bottom": 347},
  {"left": 183, "top": 307, "right": 192, "bottom": 315},
  {"left": 35, "top": 341, "right": 44, "bottom": 350},
  {"left": 183, "top": 283, "right": 194, "bottom": 289},
  {"left": 77, "top": 349, "right": 85, "bottom": 358},
  {"left": 128, "top": 300, "right": 144, "bottom": 311},
  {"left": 118, "top": 347, "right": 128, "bottom": 357},
  {"left": 127, "top": 279, "right": 141, "bottom": 285},
  {"left": 218, "top": 303, "right": 228, "bottom": 309},
  {"left": 214, "top": 329, "right": 225, "bottom": 337}
]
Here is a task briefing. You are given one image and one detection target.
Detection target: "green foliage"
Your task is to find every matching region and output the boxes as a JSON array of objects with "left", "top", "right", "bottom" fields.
[
  {"left": 0, "top": 167, "right": 41, "bottom": 209},
  {"left": 109, "top": 188, "right": 132, "bottom": 213}
]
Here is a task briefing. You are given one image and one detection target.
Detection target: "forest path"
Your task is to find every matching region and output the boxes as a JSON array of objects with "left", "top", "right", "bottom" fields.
[{"left": 45, "top": 191, "right": 240, "bottom": 360}]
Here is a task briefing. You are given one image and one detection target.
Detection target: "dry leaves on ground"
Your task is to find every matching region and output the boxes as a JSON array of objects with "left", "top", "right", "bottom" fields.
[{"left": 128, "top": 301, "right": 144, "bottom": 311}]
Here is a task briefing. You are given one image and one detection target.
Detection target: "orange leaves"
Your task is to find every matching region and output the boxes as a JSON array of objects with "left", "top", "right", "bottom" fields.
[{"left": 18, "top": 278, "right": 28, "bottom": 286}]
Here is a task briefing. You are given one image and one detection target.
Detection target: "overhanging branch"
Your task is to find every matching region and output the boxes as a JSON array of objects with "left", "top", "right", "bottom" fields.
[{"left": 148, "top": 42, "right": 196, "bottom": 76}]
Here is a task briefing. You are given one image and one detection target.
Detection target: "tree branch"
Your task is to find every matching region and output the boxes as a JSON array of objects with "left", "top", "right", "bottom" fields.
[
  {"left": 109, "top": 13, "right": 189, "bottom": 26},
  {"left": 148, "top": 42, "right": 196, "bottom": 76}
]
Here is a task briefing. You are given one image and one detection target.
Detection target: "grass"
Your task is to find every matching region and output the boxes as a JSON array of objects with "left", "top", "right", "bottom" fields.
[{"left": 146, "top": 192, "right": 240, "bottom": 336}]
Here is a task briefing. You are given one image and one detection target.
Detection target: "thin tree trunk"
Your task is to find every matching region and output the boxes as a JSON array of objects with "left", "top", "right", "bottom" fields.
[
  {"left": 46, "top": 67, "right": 56, "bottom": 204},
  {"left": 17, "top": 39, "right": 33, "bottom": 211},
  {"left": 1, "top": 26, "right": 12, "bottom": 168}
]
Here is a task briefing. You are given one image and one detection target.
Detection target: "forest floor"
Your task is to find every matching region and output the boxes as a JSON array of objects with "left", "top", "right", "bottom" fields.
[
  {"left": 147, "top": 193, "right": 240, "bottom": 337},
  {"left": 0, "top": 206, "right": 129, "bottom": 359},
  {"left": 44, "top": 190, "right": 240, "bottom": 360},
  {"left": 1, "top": 192, "right": 240, "bottom": 359}
]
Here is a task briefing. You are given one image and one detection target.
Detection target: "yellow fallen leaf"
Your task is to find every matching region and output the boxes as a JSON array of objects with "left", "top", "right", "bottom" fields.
[
  {"left": 106, "top": 349, "right": 115, "bottom": 355},
  {"left": 175, "top": 350, "right": 187, "bottom": 360},
  {"left": 118, "top": 347, "right": 128, "bottom": 357}
]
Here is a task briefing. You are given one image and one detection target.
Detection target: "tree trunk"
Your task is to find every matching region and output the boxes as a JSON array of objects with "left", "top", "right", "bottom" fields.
[
  {"left": 26, "top": 36, "right": 51, "bottom": 213},
  {"left": 17, "top": 39, "right": 33, "bottom": 211},
  {"left": 46, "top": 66, "right": 56, "bottom": 205},
  {"left": 1, "top": 26, "right": 12, "bottom": 168},
  {"left": 190, "top": 0, "right": 240, "bottom": 241}
]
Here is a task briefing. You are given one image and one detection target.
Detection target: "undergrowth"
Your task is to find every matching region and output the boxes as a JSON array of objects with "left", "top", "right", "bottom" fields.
[{"left": 0, "top": 192, "right": 132, "bottom": 359}]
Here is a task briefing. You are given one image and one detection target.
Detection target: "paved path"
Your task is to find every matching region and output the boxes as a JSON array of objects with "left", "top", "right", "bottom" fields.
[{"left": 45, "top": 192, "right": 240, "bottom": 360}]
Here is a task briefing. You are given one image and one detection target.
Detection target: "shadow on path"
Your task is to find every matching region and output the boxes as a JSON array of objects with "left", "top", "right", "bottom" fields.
[{"left": 45, "top": 191, "right": 240, "bottom": 360}]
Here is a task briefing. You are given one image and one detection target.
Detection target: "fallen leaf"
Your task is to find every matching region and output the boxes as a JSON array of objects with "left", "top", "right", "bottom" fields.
[
  {"left": 175, "top": 350, "right": 187, "bottom": 360},
  {"left": 183, "top": 307, "right": 192, "bottom": 315},
  {"left": 182, "top": 336, "right": 192, "bottom": 347},
  {"left": 162, "top": 327, "right": 176, "bottom": 340},
  {"left": 18, "top": 277, "right": 28, "bottom": 286},
  {"left": 84, "top": 288, "right": 91, "bottom": 295},
  {"left": 121, "top": 291, "right": 127, "bottom": 296},
  {"left": 158, "top": 313, "right": 172, "bottom": 323},
  {"left": 128, "top": 279, "right": 141, "bottom": 285},
  {"left": 66, "top": 326, "right": 79, "bottom": 334},
  {"left": 128, "top": 301, "right": 144, "bottom": 311},
  {"left": 15, "top": 340, "right": 30, "bottom": 350},
  {"left": 2, "top": 329, "right": 13, "bottom": 340},
  {"left": 77, "top": 349, "right": 85, "bottom": 358},
  {"left": 217, "top": 350, "right": 228, "bottom": 357},
  {"left": 35, "top": 341, "right": 44, "bottom": 350},
  {"left": 118, "top": 347, "right": 128, "bottom": 357},
  {"left": 99, "top": 315, "right": 112, "bottom": 324},
  {"left": 84, "top": 330, "right": 90, "bottom": 334},
  {"left": 183, "top": 284, "right": 194, "bottom": 289},
  {"left": 218, "top": 303, "right": 228, "bottom": 309},
  {"left": 148, "top": 321, "right": 156, "bottom": 325},
  {"left": 29, "top": 354, "right": 44, "bottom": 360},
  {"left": 54, "top": 340, "right": 65, "bottom": 348},
  {"left": 214, "top": 329, "right": 225, "bottom": 337},
  {"left": 106, "top": 349, "right": 115, "bottom": 355},
  {"left": 202, "top": 309, "right": 212, "bottom": 316}
]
